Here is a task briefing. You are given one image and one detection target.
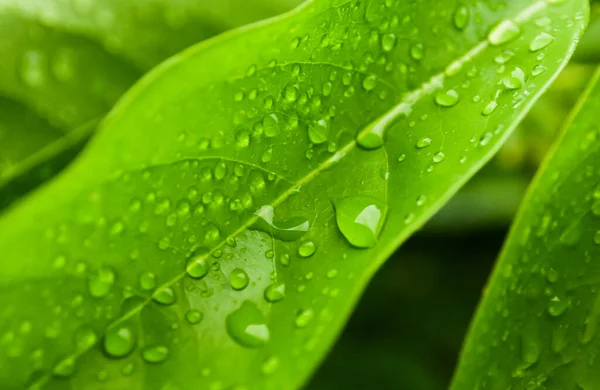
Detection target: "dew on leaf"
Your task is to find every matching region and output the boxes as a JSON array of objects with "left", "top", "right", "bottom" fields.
[
  {"left": 226, "top": 301, "right": 270, "bottom": 348},
  {"left": 416, "top": 137, "right": 432, "bottom": 149},
  {"left": 410, "top": 43, "right": 424, "bottom": 61},
  {"left": 252, "top": 205, "right": 309, "bottom": 242},
  {"left": 261, "top": 355, "right": 280, "bottom": 376},
  {"left": 308, "top": 119, "right": 330, "bottom": 144},
  {"left": 88, "top": 267, "right": 116, "bottom": 298},
  {"left": 529, "top": 32, "right": 555, "bottom": 52},
  {"left": 381, "top": 33, "right": 397, "bottom": 52},
  {"left": 362, "top": 75, "right": 377, "bottom": 91},
  {"left": 185, "top": 310, "right": 203, "bottom": 325},
  {"left": 53, "top": 357, "right": 75, "bottom": 378},
  {"left": 186, "top": 248, "right": 210, "bottom": 279},
  {"left": 261, "top": 282, "right": 284, "bottom": 304},
  {"left": 547, "top": 296, "right": 569, "bottom": 317},
  {"left": 482, "top": 101, "right": 499, "bottom": 116},
  {"left": 152, "top": 286, "right": 176, "bottom": 305},
  {"left": 230, "top": 268, "right": 250, "bottom": 291},
  {"left": 295, "top": 309, "right": 314, "bottom": 328},
  {"left": 453, "top": 4, "right": 470, "bottom": 30},
  {"left": 104, "top": 325, "right": 136, "bottom": 358},
  {"left": 334, "top": 197, "right": 387, "bottom": 248},
  {"left": 435, "top": 89, "right": 460, "bottom": 107},
  {"left": 298, "top": 241, "right": 317, "bottom": 257},
  {"left": 263, "top": 113, "right": 280, "bottom": 137},
  {"left": 142, "top": 345, "right": 169, "bottom": 364},
  {"left": 503, "top": 67, "right": 525, "bottom": 90}
]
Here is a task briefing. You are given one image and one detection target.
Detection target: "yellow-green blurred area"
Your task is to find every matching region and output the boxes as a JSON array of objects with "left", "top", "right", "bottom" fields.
[{"left": 1, "top": 0, "right": 600, "bottom": 389}]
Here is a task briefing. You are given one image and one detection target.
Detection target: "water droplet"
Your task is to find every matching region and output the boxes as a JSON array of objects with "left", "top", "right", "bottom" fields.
[
  {"left": 435, "top": 89, "right": 460, "bottom": 107},
  {"left": 410, "top": 43, "right": 424, "bottom": 61},
  {"left": 482, "top": 101, "right": 499, "bottom": 116},
  {"left": 284, "top": 83, "right": 299, "bottom": 102},
  {"left": 433, "top": 152, "right": 446, "bottom": 163},
  {"left": 152, "top": 286, "right": 176, "bottom": 305},
  {"left": 104, "top": 325, "right": 135, "bottom": 358},
  {"left": 381, "top": 33, "right": 397, "bottom": 52},
  {"left": 488, "top": 20, "right": 521, "bottom": 46},
  {"left": 416, "top": 137, "right": 432, "bottom": 149},
  {"left": 263, "top": 113, "right": 280, "bottom": 137},
  {"left": 88, "top": 267, "right": 115, "bottom": 298},
  {"left": 252, "top": 205, "right": 309, "bottom": 242},
  {"left": 226, "top": 301, "right": 270, "bottom": 348},
  {"left": 298, "top": 241, "right": 317, "bottom": 257},
  {"left": 532, "top": 65, "right": 547, "bottom": 76},
  {"left": 264, "top": 282, "right": 285, "bottom": 303},
  {"left": 503, "top": 67, "right": 525, "bottom": 89},
  {"left": 261, "top": 356, "right": 280, "bottom": 376},
  {"left": 142, "top": 345, "right": 169, "bottom": 364},
  {"left": 308, "top": 119, "right": 329, "bottom": 144},
  {"left": 53, "top": 357, "right": 75, "bottom": 377},
  {"left": 185, "top": 310, "right": 203, "bottom": 325},
  {"left": 453, "top": 4, "right": 470, "bottom": 30},
  {"left": 529, "top": 32, "right": 555, "bottom": 52},
  {"left": 295, "top": 309, "right": 314, "bottom": 328},
  {"left": 362, "top": 75, "right": 377, "bottom": 91},
  {"left": 75, "top": 326, "right": 98, "bottom": 350},
  {"left": 139, "top": 272, "right": 156, "bottom": 291},
  {"left": 230, "top": 268, "right": 250, "bottom": 291},
  {"left": 20, "top": 50, "right": 47, "bottom": 88},
  {"left": 548, "top": 296, "right": 569, "bottom": 317},
  {"left": 186, "top": 248, "right": 210, "bottom": 279},
  {"left": 335, "top": 197, "right": 387, "bottom": 248}
]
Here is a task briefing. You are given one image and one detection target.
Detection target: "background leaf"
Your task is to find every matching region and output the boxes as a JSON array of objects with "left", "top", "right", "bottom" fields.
[
  {"left": 0, "top": 0, "right": 587, "bottom": 389},
  {"left": 452, "top": 69, "right": 600, "bottom": 389},
  {"left": 0, "top": 0, "right": 303, "bottom": 211}
]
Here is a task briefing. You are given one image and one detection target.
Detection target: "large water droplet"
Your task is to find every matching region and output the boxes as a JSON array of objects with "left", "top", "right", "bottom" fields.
[
  {"left": 335, "top": 197, "right": 387, "bottom": 248},
  {"left": 226, "top": 301, "right": 270, "bottom": 348},
  {"left": 488, "top": 20, "right": 521, "bottom": 46},
  {"left": 503, "top": 67, "right": 525, "bottom": 90},
  {"left": 104, "top": 325, "right": 135, "bottom": 358},
  {"left": 252, "top": 205, "right": 309, "bottom": 242}
]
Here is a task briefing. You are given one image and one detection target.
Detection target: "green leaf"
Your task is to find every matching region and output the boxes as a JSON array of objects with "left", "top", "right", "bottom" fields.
[
  {"left": 452, "top": 68, "right": 600, "bottom": 389},
  {"left": 0, "top": 0, "right": 587, "bottom": 389},
  {"left": 0, "top": 0, "right": 302, "bottom": 210}
]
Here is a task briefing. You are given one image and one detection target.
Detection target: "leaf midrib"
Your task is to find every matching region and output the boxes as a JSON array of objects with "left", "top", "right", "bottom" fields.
[{"left": 31, "top": 1, "right": 551, "bottom": 387}]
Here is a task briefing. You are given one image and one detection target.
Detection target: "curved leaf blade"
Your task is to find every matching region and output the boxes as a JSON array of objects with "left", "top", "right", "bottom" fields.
[
  {"left": 0, "top": 0, "right": 587, "bottom": 389},
  {"left": 452, "top": 68, "right": 600, "bottom": 389}
]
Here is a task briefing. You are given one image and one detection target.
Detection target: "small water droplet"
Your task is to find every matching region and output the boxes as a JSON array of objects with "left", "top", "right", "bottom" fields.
[
  {"left": 548, "top": 296, "right": 569, "bottom": 317},
  {"left": 435, "top": 89, "right": 460, "bottom": 107},
  {"left": 308, "top": 119, "right": 329, "bottom": 144},
  {"left": 152, "top": 287, "right": 176, "bottom": 305},
  {"left": 362, "top": 75, "right": 377, "bottom": 91},
  {"left": 410, "top": 43, "right": 424, "bottom": 61},
  {"left": 230, "top": 268, "right": 250, "bottom": 290},
  {"left": 381, "top": 33, "right": 397, "bottom": 52},
  {"left": 529, "top": 32, "right": 555, "bottom": 52},
  {"left": 139, "top": 272, "right": 156, "bottom": 291},
  {"left": 482, "top": 101, "right": 499, "bottom": 116},
  {"left": 53, "top": 357, "right": 75, "bottom": 377},
  {"left": 298, "top": 241, "right": 317, "bottom": 257},
  {"left": 295, "top": 309, "right": 314, "bottom": 328},
  {"left": 263, "top": 113, "right": 280, "bottom": 137},
  {"left": 104, "top": 325, "right": 135, "bottom": 358},
  {"left": 88, "top": 267, "right": 115, "bottom": 298},
  {"left": 142, "top": 345, "right": 169, "bottom": 364},
  {"left": 186, "top": 248, "right": 209, "bottom": 279},
  {"left": 453, "top": 4, "right": 470, "bottom": 30},
  {"left": 261, "top": 355, "right": 280, "bottom": 376},
  {"left": 185, "top": 310, "right": 203, "bottom": 325},
  {"left": 416, "top": 137, "right": 432, "bottom": 149}
]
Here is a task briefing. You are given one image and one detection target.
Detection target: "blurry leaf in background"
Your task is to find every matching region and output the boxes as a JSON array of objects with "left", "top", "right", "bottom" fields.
[
  {"left": 574, "top": 2, "right": 600, "bottom": 63},
  {"left": 0, "top": 0, "right": 303, "bottom": 211},
  {"left": 0, "top": 0, "right": 588, "bottom": 389},
  {"left": 452, "top": 69, "right": 600, "bottom": 389}
]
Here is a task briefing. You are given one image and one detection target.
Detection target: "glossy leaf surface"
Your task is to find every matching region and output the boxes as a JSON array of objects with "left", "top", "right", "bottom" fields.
[
  {"left": 453, "top": 68, "right": 600, "bottom": 389},
  {"left": 0, "top": 0, "right": 587, "bottom": 389}
]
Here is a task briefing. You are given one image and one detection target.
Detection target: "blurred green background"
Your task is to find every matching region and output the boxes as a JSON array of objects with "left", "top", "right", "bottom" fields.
[{"left": 2, "top": 0, "right": 600, "bottom": 388}]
